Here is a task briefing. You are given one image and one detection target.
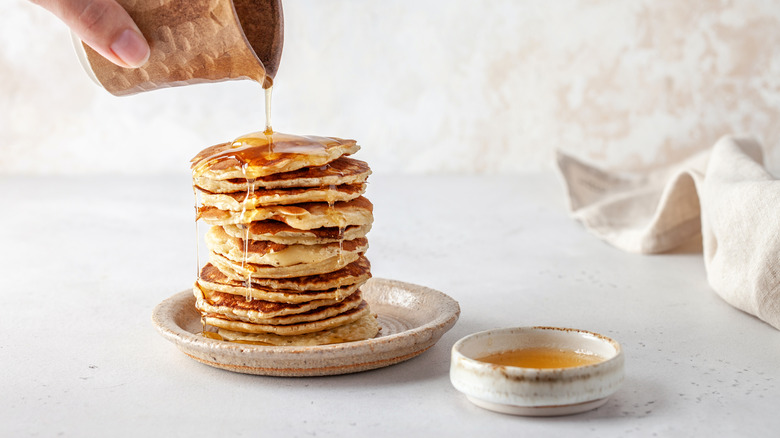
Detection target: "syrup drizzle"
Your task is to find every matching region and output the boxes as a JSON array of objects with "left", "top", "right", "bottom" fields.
[
  {"left": 323, "top": 182, "right": 345, "bottom": 264},
  {"left": 198, "top": 76, "right": 277, "bottom": 337},
  {"left": 194, "top": 187, "right": 201, "bottom": 280},
  {"left": 239, "top": 166, "right": 256, "bottom": 299}
]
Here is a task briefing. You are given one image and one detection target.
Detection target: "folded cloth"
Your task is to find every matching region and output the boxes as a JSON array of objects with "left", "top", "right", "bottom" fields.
[{"left": 557, "top": 136, "right": 780, "bottom": 330}]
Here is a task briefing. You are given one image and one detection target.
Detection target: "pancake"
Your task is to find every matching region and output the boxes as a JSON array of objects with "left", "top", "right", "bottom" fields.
[
  {"left": 203, "top": 301, "right": 371, "bottom": 335},
  {"left": 197, "top": 264, "right": 365, "bottom": 302},
  {"left": 195, "top": 284, "right": 364, "bottom": 324},
  {"left": 197, "top": 196, "right": 374, "bottom": 228},
  {"left": 221, "top": 222, "right": 372, "bottom": 245},
  {"left": 210, "top": 250, "right": 362, "bottom": 280},
  {"left": 191, "top": 134, "right": 359, "bottom": 181},
  {"left": 215, "top": 314, "right": 381, "bottom": 346},
  {"left": 194, "top": 156, "right": 371, "bottom": 193},
  {"left": 196, "top": 183, "right": 366, "bottom": 210},
  {"left": 205, "top": 226, "right": 368, "bottom": 267},
  {"left": 194, "top": 282, "right": 343, "bottom": 316},
  {"left": 198, "top": 255, "right": 371, "bottom": 294},
  {"left": 244, "top": 254, "right": 371, "bottom": 291}
]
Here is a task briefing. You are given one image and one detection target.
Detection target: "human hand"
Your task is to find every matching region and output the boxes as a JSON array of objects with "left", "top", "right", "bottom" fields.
[{"left": 30, "top": 0, "right": 150, "bottom": 68}]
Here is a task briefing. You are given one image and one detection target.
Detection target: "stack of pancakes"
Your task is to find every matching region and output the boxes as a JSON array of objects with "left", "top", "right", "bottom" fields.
[{"left": 191, "top": 133, "right": 380, "bottom": 346}]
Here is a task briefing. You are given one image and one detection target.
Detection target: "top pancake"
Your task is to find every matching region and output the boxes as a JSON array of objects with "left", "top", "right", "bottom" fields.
[{"left": 191, "top": 132, "right": 360, "bottom": 181}]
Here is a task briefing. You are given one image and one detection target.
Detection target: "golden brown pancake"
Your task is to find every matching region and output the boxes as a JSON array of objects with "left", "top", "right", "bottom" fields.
[
  {"left": 215, "top": 314, "right": 380, "bottom": 346},
  {"left": 221, "top": 222, "right": 372, "bottom": 245},
  {"left": 209, "top": 250, "right": 362, "bottom": 279},
  {"left": 204, "top": 301, "right": 371, "bottom": 335},
  {"left": 194, "top": 156, "right": 371, "bottom": 193},
  {"left": 195, "top": 284, "right": 364, "bottom": 324},
  {"left": 195, "top": 283, "right": 343, "bottom": 315},
  {"left": 196, "top": 183, "right": 366, "bottom": 210},
  {"left": 197, "top": 255, "right": 371, "bottom": 293},
  {"left": 191, "top": 134, "right": 359, "bottom": 180},
  {"left": 197, "top": 196, "right": 374, "bottom": 228},
  {"left": 205, "top": 225, "right": 369, "bottom": 267},
  {"left": 197, "top": 266, "right": 365, "bottom": 303}
]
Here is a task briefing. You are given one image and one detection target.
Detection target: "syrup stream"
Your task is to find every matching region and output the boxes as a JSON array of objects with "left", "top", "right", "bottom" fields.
[{"left": 264, "top": 86, "right": 273, "bottom": 134}]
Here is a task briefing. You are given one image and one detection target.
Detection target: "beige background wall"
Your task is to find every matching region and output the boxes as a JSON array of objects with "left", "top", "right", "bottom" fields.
[{"left": 1, "top": 0, "right": 779, "bottom": 175}]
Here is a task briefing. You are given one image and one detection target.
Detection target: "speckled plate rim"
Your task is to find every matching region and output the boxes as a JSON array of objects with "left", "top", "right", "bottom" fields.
[{"left": 152, "top": 277, "right": 460, "bottom": 376}]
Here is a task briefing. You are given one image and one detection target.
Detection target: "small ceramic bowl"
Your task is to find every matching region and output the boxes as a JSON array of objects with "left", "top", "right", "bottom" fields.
[{"left": 450, "top": 326, "right": 624, "bottom": 416}]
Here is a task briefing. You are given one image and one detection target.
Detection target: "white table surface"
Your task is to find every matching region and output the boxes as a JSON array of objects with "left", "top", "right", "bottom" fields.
[{"left": 1, "top": 173, "right": 778, "bottom": 437}]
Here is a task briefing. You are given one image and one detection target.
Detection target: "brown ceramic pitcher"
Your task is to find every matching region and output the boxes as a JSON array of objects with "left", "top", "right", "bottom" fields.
[{"left": 74, "top": 0, "right": 284, "bottom": 96}]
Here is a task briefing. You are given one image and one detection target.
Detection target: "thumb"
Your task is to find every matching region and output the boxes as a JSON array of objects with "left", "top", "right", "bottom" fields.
[{"left": 31, "top": 0, "right": 150, "bottom": 68}]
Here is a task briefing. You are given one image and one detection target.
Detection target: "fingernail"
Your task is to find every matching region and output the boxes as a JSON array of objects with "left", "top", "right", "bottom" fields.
[{"left": 110, "top": 29, "right": 150, "bottom": 68}]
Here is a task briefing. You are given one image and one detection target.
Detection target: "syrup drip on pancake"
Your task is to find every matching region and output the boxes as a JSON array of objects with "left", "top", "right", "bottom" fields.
[
  {"left": 222, "top": 132, "right": 334, "bottom": 166},
  {"left": 190, "top": 132, "right": 357, "bottom": 181},
  {"left": 322, "top": 181, "right": 345, "bottom": 264},
  {"left": 239, "top": 165, "right": 256, "bottom": 296},
  {"left": 194, "top": 187, "right": 200, "bottom": 279},
  {"left": 195, "top": 187, "right": 206, "bottom": 333}
]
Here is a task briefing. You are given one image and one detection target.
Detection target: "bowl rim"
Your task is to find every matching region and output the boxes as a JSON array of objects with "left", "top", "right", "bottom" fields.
[{"left": 451, "top": 325, "right": 623, "bottom": 374}]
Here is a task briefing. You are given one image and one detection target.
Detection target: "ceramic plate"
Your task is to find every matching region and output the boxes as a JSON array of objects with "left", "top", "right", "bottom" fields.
[{"left": 152, "top": 278, "right": 460, "bottom": 376}]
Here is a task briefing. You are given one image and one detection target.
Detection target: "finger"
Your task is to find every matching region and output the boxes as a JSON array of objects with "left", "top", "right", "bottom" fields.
[{"left": 31, "top": 0, "right": 150, "bottom": 68}]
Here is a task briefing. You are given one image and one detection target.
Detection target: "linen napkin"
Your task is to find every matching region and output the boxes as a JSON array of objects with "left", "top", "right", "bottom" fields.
[{"left": 557, "top": 136, "right": 780, "bottom": 330}]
